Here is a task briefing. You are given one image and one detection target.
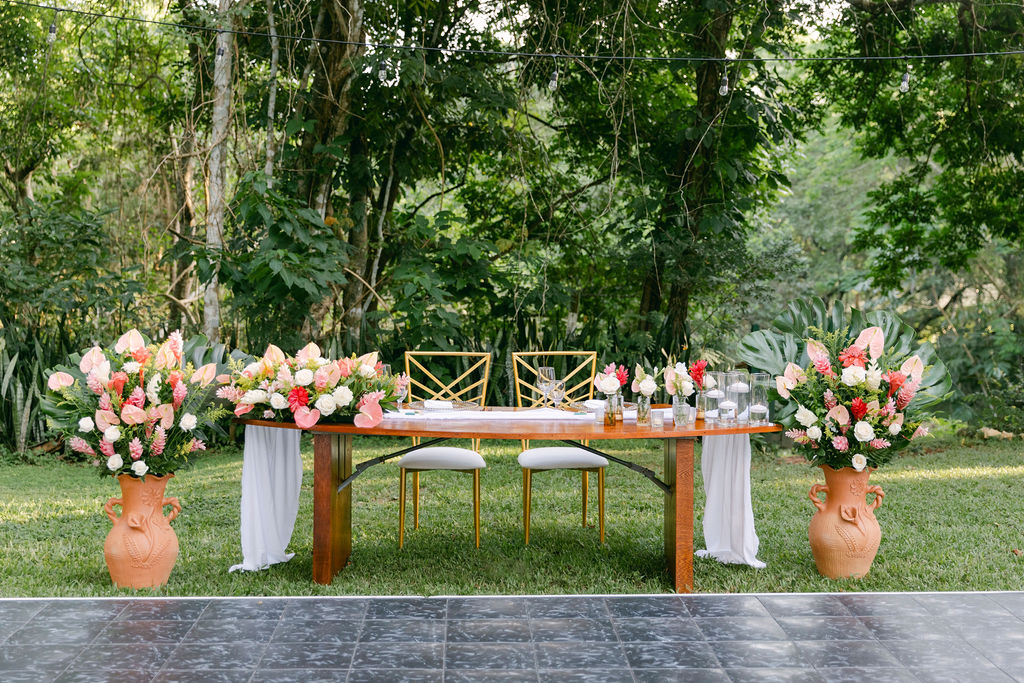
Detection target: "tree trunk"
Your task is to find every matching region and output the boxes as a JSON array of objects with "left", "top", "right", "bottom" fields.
[
  {"left": 263, "top": 0, "right": 280, "bottom": 182},
  {"left": 204, "top": 0, "right": 234, "bottom": 342}
]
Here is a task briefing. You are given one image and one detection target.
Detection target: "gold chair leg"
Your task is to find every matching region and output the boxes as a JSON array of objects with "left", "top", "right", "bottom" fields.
[
  {"left": 582, "top": 470, "right": 589, "bottom": 527},
  {"left": 473, "top": 469, "right": 481, "bottom": 548},
  {"left": 598, "top": 467, "right": 606, "bottom": 544},
  {"left": 523, "top": 468, "right": 532, "bottom": 545},
  {"left": 413, "top": 471, "right": 420, "bottom": 529},
  {"left": 473, "top": 438, "right": 481, "bottom": 452},
  {"left": 399, "top": 468, "right": 406, "bottom": 549}
]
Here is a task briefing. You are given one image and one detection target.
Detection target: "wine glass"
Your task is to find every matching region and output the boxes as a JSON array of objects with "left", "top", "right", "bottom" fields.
[
  {"left": 549, "top": 379, "right": 566, "bottom": 407},
  {"left": 537, "top": 366, "right": 555, "bottom": 405},
  {"left": 395, "top": 373, "right": 408, "bottom": 413}
]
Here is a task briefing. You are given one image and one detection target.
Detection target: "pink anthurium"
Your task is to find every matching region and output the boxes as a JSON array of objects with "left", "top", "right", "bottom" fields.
[
  {"left": 149, "top": 403, "right": 175, "bottom": 429},
  {"left": 114, "top": 329, "right": 146, "bottom": 354},
  {"left": 95, "top": 410, "right": 120, "bottom": 432},
  {"left": 784, "top": 363, "right": 807, "bottom": 384},
  {"left": 825, "top": 405, "right": 850, "bottom": 426},
  {"left": 120, "top": 405, "right": 148, "bottom": 425},
  {"left": 354, "top": 401, "right": 383, "bottom": 428},
  {"left": 234, "top": 403, "right": 254, "bottom": 417},
  {"left": 190, "top": 363, "right": 217, "bottom": 387},
  {"left": 79, "top": 346, "right": 107, "bottom": 374},
  {"left": 263, "top": 344, "right": 287, "bottom": 364},
  {"left": 154, "top": 342, "right": 178, "bottom": 370},
  {"left": 296, "top": 342, "right": 322, "bottom": 363},
  {"left": 355, "top": 351, "right": 379, "bottom": 368},
  {"left": 47, "top": 372, "right": 74, "bottom": 391},
  {"left": 294, "top": 406, "right": 321, "bottom": 429},
  {"left": 900, "top": 355, "right": 924, "bottom": 383},
  {"left": 853, "top": 326, "right": 885, "bottom": 360},
  {"left": 776, "top": 375, "right": 795, "bottom": 399}
]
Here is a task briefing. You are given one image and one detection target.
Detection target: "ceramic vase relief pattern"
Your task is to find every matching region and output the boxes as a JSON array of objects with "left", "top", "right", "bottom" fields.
[
  {"left": 807, "top": 466, "right": 885, "bottom": 579},
  {"left": 104, "top": 473, "right": 181, "bottom": 588}
]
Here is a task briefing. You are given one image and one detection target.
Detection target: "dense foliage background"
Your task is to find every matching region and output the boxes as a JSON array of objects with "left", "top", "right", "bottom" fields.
[{"left": 1, "top": 0, "right": 1022, "bottom": 452}]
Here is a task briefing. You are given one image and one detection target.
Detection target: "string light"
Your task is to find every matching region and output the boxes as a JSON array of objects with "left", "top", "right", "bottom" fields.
[
  {"left": 719, "top": 72, "right": 729, "bottom": 97},
  {"left": 216, "top": 46, "right": 224, "bottom": 57},
  {"left": 377, "top": 61, "right": 387, "bottom": 81},
  {"left": 46, "top": 20, "right": 56, "bottom": 44},
  {"left": 899, "top": 64, "right": 911, "bottom": 93},
  {"left": 548, "top": 67, "right": 558, "bottom": 92}
]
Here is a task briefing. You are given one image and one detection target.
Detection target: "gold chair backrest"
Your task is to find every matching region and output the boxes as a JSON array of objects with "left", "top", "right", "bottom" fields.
[
  {"left": 512, "top": 351, "right": 597, "bottom": 408},
  {"left": 404, "top": 351, "right": 492, "bottom": 406}
]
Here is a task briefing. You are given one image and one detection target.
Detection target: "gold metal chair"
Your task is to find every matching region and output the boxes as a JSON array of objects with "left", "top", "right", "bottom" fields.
[
  {"left": 397, "top": 351, "right": 491, "bottom": 548},
  {"left": 511, "top": 351, "right": 605, "bottom": 545}
]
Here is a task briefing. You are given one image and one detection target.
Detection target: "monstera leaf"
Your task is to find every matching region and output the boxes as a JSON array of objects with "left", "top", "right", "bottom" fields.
[{"left": 739, "top": 297, "right": 952, "bottom": 412}]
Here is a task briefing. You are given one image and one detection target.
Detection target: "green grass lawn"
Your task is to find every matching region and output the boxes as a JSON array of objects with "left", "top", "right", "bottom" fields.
[{"left": 1, "top": 432, "right": 1022, "bottom": 597}]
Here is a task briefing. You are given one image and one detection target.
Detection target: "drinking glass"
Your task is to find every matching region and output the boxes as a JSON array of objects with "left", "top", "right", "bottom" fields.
[
  {"left": 749, "top": 372, "right": 770, "bottom": 425},
  {"left": 537, "top": 366, "right": 555, "bottom": 405},
  {"left": 395, "top": 374, "right": 408, "bottom": 413},
  {"left": 704, "top": 371, "right": 726, "bottom": 426},
  {"left": 728, "top": 370, "right": 751, "bottom": 424},
  {"left": 651, "top": 410, "right": 665, "bottom": 428},
  {"left": 380, "top": 364, "right": 392, "bottom": 377},
  {"left": 549, "top": 379, "right": 566, "bottom": 407}
]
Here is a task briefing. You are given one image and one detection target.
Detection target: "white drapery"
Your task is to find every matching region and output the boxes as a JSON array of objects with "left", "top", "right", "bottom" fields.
[
  {"left": 229, "top": 425, "right": 303, "bottom": 573},
  {"left": 697, "top": 433, "right": 766, "bottom": 568}
]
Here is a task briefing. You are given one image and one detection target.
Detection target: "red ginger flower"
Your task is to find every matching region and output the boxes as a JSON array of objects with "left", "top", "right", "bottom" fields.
[
  {"left": 688, "top": 360, "right": 708, "bottom": 389},
  {"left": 850, "top": 397, "right": 868, "bottom": 421},
  {"left": 127, "top": 386, "right": 145, "bottom": 409},
  {"left": 838, "top": 345, "right": 867, "bottom": 368},
  {"left": 288, "top": 386, "right": 309, "bottom": 411},
  {"left": 614, "top": 365, "right": 628, "bottom": 387},
  {"left": 885, "top": 370, "right": 906, "bottom": 399}
]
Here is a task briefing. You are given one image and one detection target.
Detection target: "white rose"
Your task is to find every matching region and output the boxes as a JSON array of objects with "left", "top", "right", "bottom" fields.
[
  {"left": 704, "top": 373, "right": 717, "bottom": 389},
  {"left": 179, "top": 413, "right": 197, "bottom": 431},
  {"left": 806, "top": 425, "right": 822, "bottom": 441},
  {"left": 596, "top": 374, "right": 620, "bottom": 395},
  {"left": 678, "top": 379, "right": 695, "bottom": 398},
  {"left": 131, "top": 460, "right": 149, "bottom": 477},
  {"left": 243, "top": 362, "right": 261, "bottom": 376},
  {"left": 295, "top": 369, "right": 315, "bottom": 386},
  {"left": 841, "top": 365, "right": 867, "bottom": 387},
  {"left": 358, "top": 364, "right": 377, "bottom": 379},
  {"left": 851, "top": 453, "right": 867, "bottom": 472},
  {"left": 242, "top": 389, "right": 268, "bottom": 405},
  {"left": 103, "top": 426, "right": 121, "bottom": 443},
  {"left": 78, "top": 417, "right": 94, "bottom": 433},
  {"left": 638, "top": 376, "right": 658, "bottom": 397},
  {"left": 121, "top": 361, "right": 140, "bottom": 374},
  {"left": 865, "top": 364, "right": 882, "bottom": 391},
  {"left": 333, "top": 385, "right": 354, "bottom": 408},
  {"left": 853, "top": 420, "right": 875, "bottom": 443},
  {"left": 106, "top": 454, "right": 123, "bottom": 471},
  {"left": 795, "top": 405, "right": 818, "bottom": 428},
  {"left": 315, "top": 394, "right": 337, "bottom": 416},
  {"left": 270, "top": 393, "right": 288, "bottom": 410},
  {"left": 888, "top": 422, "right": 902, "bottom": 436},
  {"left": 146, "top": 373, "right": 162, "bottom": 405},
  {"left": 674, "top": 362, "right": 688, "bottom": 375}
]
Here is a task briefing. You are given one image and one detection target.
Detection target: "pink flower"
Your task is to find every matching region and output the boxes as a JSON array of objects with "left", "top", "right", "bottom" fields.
[
  {"left": 150, "top": 426, "right": 166, "bottom": 456},
  {"left": 107, "top": 372, "right": 129, "bottom": 398},
  {"left": 132, "top": 347, "right": 152, "bottom": 364},
  {"left": 95, "top": 410, "right": 120, "bottom": 432},
  {"left": 127, "top": 387, "right": 145, "bottom": 408},
  {"left": 288, "top": 386, "right": 309, "bottom": 411},
  {"left": 294, "top": 406, "right": 321, "bottom": 429},
  {"left": 190, "top": 363, "right": 218, "bottom": 387},
  {"left": 832, "top": 435, "right": 849, "bottom": 452},
  {"left": 98, "top": 392, "right": 113, "bottom": 412},
  {"left": 167, "top": 370, "right": 184, "bottom": 388},
  {"left": 785, "top": 428, "right": 809, "bottom": 444},
  {"left": 823, "top": 390, "right": 837, "bottom": 410},
  {"left": 99, "top": 440, "right": 115, "bottom": 457},
  {"left": 603, "top": 362, "right": 617, "bottom": 375},
  {"left": 216, "top": 386, "right": 245, "bottom": 402},
  {"left": 263, "top": 410, "right": 275, "bottom": 419},
  {"left": 354, "top": 402, "right": 383, "bottom": 428},
  {"left": 47, "top": 372, "right": 74, "bottom": 391},
  {"left": 263, "top": 344, "right": 287, "bottom": 364},
  {"left": 276, "top": 365, "right": 294, "bottom": 385},
  {"left": 869, "top": 438, "right": 891, "bottom": 450},
  {"left": 234, "top": 403, "right": 254, "bottom": 417},
  {"left": 896, "top": 379, "right": 918, "bottom": 410},
  {"left": 69, "top": 436, "right": 95, "bottom": 455},
  {"left": 121, "top": 405, "right": 148, "bottom": 425},
  {"left": 215, "top": 373, "right": 231, "bottom": 384},
  {"left": 297, "top": 342, "right": 323, "bottom": 363},
  {"left": 128, "top": 437, "right": 143, "bottom": 461},
  {"left": 900, "top": 355, "right": 924, "bottom": 383},
  {"left": 148, "top": 403, "right": 175, "bottom": 430},
  {"left": 337, "top": 358, "right": 356, "bottom": 378},
  {"left": 314, "top": 364, "right": 341, "bottom": 390},
  {"left": 838, "top": 345, "right": 867, "bottom": 368},
  {"left": 190, "top": 439, "right": 207, "bottom": 452},
  {"left": 614, "top": 365, "right": 629, "bottom": 387},
  {"left": 87, "top": 373, "right": 105, "bottom": 395},
  {"left": 355, "top": 351, "right": 379, "bottom": 368},
  {"left": 885, "top": 370, "right": 906, "bottom": 399},
  {"left": 911, "top": 423, "right": 929, "bottom": 440},
  {"left": 172, "top": 381, "right": 187, "bottom": 410},
  {"left": 852, "top": 326, "right": 885, "bottom": 360},
  {"left": 825, "top": 404, "right": 851, "bottom": 426},
  {"left": 806, "top": 340, "right": 833, "bottom": 376},
  {"left": 115, "top": 329, "right": 146, "bottom": 354},
  {"left": 154, "top": 342, "right": 177, "bottom": 370},
  {"left": 79, "top": 346, "right": 107, "bottom": 374},
  {"left": 813, "top": 357, "right": 835, "bottom": 378}
]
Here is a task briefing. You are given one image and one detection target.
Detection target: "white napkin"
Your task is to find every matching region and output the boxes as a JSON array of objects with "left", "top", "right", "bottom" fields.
[{"left": 422, "top": 399, "right": 454, "bottom": 410}]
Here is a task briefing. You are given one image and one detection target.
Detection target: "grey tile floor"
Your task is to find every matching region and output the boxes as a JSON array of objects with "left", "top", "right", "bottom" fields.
[{"left": 1, "top": 592, "right": 1023, "bottom": 682}]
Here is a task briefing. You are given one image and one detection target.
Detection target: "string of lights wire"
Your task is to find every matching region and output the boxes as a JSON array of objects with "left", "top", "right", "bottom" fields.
[{"left": 6, "top": 0, "right": 1024, "bottom": 66}]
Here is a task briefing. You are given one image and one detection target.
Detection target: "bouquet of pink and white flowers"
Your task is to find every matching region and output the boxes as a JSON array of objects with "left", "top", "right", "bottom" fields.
[
  {"left": 662, "top": 362, "right": 696, "bottom": 398},
  {"left": 631, "top": 364, "right": 660, "bottom": 398},
  {"left": 43, "top": 330, "right": 228, "bottom": 478},
  {"left": 594, "top": 363, "right": 628, "bottom": 396},
  {"left": 774, "top": 325, "right": 931, "bottom": 471},
  {"left": 218, "top": 343, "right": 402, "bottom": 429}
]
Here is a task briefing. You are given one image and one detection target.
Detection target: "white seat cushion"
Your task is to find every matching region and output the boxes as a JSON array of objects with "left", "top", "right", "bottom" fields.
[
  {"left": 397, "top": 446, "right": 485, "bottom": 470},
  {"left": 518, "top": 446, "right": 608, "bottom": 470}
]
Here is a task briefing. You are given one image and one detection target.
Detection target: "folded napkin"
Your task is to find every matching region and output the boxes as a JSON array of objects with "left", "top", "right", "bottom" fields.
[{"left": 422, "top": 399, "right": 454, "bottom": 411}]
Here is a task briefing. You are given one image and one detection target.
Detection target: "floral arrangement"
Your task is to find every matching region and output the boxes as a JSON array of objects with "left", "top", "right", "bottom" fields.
[
  {"left": 594, "top": 362, "right": 628, "bottom": 396},
  {"left": 43, "top": 329, "right": 227, "bottom": 478},
  {"left": 662, "top": 362, "right": 695, "bottom": 398},
  {"left": 688, "top": 359, "right": 714, "bottom": 391},
  {"left": 631, "top": 365, "right": 659, "bottom": 397},
  {"left": 218, "top": 343, "right": 400, "bottom": 429},
  {"left": 774, "top": 325, "right": 930, "bottom": 471}
]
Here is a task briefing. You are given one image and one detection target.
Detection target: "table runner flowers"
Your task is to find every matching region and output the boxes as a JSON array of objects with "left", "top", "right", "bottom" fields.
[
  {"left": 43, "top": 329, "right": 227, "bottom": 478},
  {"left": 218, "top": 343, "right": 400, "bottom": 428}
]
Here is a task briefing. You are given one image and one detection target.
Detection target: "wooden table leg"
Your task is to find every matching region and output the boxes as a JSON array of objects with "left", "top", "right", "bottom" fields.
[
  {"left": 312, "top": 433, "right": 352, "bottom": 585},
  {"left": 664, "top": 437, "right": 695, "bottom": 593}
]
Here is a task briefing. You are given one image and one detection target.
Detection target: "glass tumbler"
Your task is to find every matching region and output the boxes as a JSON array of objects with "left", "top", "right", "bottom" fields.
[{"left": 749, "top": 372, "right": 770, "bottom": 425}]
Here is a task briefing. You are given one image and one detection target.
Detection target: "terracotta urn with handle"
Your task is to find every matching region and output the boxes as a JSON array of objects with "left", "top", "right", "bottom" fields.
[
  {"left": 807, "top": 465, "right": 885, "bottom": 579},
  {"left": 104, "top": 473, "right": 181, "bottom": 588}
]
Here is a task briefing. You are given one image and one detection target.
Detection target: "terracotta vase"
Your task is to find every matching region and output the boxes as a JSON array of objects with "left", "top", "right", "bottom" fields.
[
  {"left": 807, "top": 465, "right": 885, "bottom": 579},
  {"left": 104, "top": 473, "right": 181, "bottom": 589}
]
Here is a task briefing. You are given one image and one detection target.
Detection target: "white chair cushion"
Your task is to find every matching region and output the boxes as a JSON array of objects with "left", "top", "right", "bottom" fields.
[
  {"left": 518, "top": 446, "right": 608, "bottom": 470},
  {"left": 397, "top": 446, "right": 486, "bottom": 470}
]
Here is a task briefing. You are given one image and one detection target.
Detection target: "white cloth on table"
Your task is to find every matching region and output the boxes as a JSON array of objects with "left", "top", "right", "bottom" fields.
[
  {"left": 697, "top": 432, "right": 766, "bottom": 568},
  {"left": 229, "top": 425, "right": 303, "bottom": 573}
]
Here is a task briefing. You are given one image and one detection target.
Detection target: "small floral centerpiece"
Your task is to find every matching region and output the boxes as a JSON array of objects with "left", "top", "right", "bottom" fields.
[
  {"left": 630, "top": 365, "right": 659, "bottom": 425},
  {"left": 219, "top": 343, "right": 400, "bottom": 429},
  {"left": 774, "top": 325, "right": 930, "bottom": 472},
  {"left": 594, "top": 363, "right": 628, "bottom": 425},
  {"left": 663, "top": 362, "right": 695, "bottom": 424},
  {"left": 44, "top": 329, "right": 226, "bottom": 478}
]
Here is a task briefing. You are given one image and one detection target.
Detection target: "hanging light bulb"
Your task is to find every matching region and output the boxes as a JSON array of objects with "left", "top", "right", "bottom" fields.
[
  {"left": 899, "top": 65, "right": 911, "bottom": 93},
  {"left": 377, "top": 61, "right": 387, "bottom": 81},
  {"left": 719, "top": 72, "right": 729, "bottom": 97},
  {"left": 548, "top": 67, "right": 559, "bottom": 92},
  {"left": 216, "top": 46, "right": 224, "bottom": 57},
  {"left": 47, "top": 22, "right": 57, "bottom": 44}
]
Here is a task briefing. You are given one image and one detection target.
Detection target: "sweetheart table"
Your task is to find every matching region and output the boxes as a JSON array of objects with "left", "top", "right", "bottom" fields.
[{"left": 239, "top": 409, "right": 780, "bottom": 592}]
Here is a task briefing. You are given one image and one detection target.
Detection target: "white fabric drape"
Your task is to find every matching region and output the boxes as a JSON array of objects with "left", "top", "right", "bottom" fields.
[
  {"left": 229, "top": 425, "right": 303, "bottom": 573},
  {"left": 697, "top": 433, "right": 766, "bottom": 568}
]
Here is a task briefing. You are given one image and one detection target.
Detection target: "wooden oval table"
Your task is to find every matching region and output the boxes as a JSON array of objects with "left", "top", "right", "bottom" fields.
[{"left": 240, "top": 411, "right": 780, "bottom": 593}]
